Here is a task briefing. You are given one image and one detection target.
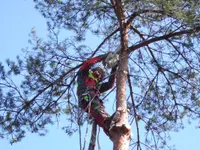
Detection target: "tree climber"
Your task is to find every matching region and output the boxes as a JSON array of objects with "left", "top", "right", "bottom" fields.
[{"left": 76, "top": 53, "right": 119, "bottom": 135}]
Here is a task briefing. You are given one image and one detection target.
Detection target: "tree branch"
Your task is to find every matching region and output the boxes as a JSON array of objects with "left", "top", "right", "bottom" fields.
[
  {"left": 127, "top": 73, "right": 141, "bottom": 150},
  {"left": 91, "top": 28, "right": 119, "bottom": 57},
  {"left": 126, "top": 10, "right": 165, "bottom": 28},
  {"left": 166, "top": 39, "right": 193, "bottom": 68},
  {"left": 128, "top": 26, "right": 200, "bottom": 54},
  {"left": 88, "top": 121, "right": 97, "bottom": 150}
]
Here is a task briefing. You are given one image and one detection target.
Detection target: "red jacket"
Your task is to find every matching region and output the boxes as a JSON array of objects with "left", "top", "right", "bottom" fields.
[{"left": 77, "top": 55, "right": 116, "bottom": 100}]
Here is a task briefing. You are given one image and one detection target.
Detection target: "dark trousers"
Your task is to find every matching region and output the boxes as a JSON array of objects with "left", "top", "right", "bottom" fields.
[{"left": 79, "top": 95, "right": 110, "bottom": 131}]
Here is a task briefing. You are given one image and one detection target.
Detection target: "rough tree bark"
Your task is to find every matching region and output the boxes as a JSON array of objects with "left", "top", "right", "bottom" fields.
[{"left": 109, "top": 0, "right": 132, "bottom": 150}]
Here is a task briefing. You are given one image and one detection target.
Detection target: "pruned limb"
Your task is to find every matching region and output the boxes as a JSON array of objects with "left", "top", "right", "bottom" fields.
[{"left": 109, "top": 108, "right": 132, "bottom": 142}]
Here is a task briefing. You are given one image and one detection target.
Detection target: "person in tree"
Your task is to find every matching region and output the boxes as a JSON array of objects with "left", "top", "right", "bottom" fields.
[{"left": 76, "top": 53, "right": 119, "bottom": 135}]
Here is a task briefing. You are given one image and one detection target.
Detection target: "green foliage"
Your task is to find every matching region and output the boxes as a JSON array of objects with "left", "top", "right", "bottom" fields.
[{"left": 1, "top": 0, "right": 200, "bottom": 149}]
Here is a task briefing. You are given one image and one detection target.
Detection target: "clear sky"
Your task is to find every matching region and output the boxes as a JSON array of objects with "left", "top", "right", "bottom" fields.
[{"left": 0, "top": 1, "right": 200, "bottom": 150}]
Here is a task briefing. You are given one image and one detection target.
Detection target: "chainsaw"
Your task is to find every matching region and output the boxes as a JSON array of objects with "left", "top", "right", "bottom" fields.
[{"left": 104, "top": 47, "right": 120, "bottom": 68}]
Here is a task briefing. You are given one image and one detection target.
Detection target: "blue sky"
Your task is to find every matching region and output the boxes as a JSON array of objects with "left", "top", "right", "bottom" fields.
[{"left": 0, "top": 1, "right": 200, "bottom": 150}]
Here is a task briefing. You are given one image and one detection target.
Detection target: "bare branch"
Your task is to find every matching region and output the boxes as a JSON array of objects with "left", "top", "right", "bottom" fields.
[
  {"left": 91, "top": 28, "right": 120, "bottom": 57},
  {"left": 127, "top": 73, "right": 141, "bottom": 150},
  {"left": 88, "top": 121, "right": 97, "bottom": 150},
  {"left": 128, "top": 26, "right": 200, "bottom": 54},
  {"left": 126, "top": 10, "right": 165, "bottom": 28}
]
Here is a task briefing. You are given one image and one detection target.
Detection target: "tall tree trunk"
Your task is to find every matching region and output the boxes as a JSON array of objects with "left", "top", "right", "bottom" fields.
[
  {"left": 110, "top": 51, "right": 131, "bottom": 150},
  {"left": 109, "top": 0, "right": 132, "bottom": 149}
]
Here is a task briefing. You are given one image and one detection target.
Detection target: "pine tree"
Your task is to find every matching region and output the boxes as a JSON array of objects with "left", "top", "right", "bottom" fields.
[{"left": 1, "top": 0, "right": 200, "bottom": 149}]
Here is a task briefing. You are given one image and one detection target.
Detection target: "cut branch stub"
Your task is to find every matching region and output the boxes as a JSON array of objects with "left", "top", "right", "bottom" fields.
[{"left": 109, "top": 107, "right": 132, "bottom": 142}]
